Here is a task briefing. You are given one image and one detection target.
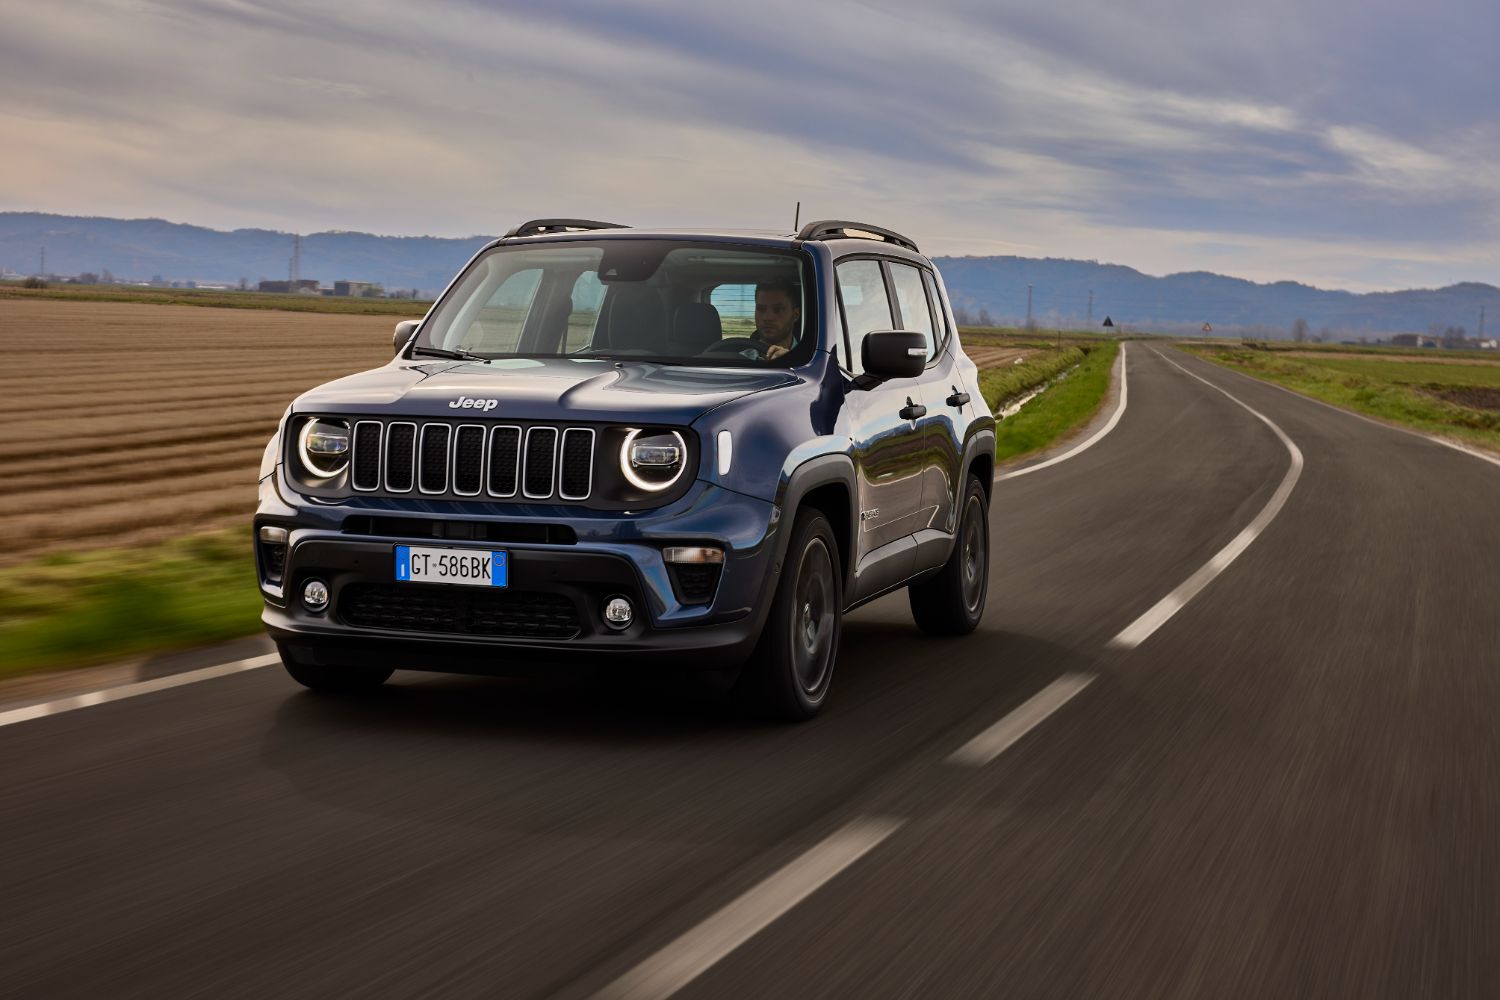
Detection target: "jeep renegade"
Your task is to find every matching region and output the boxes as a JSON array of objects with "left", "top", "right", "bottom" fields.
[{"left": 256, "top": 219, "right": 996, "bottom": 719}]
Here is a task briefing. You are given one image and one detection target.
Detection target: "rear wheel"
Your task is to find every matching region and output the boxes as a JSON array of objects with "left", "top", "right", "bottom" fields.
[
  {"left": 734, "top": 509, "right": 843, "bottom": 721},
  {"left": 279, "top": 646, "right": 393, "bottom": 693},
  {"left": 909, "top": 476, "right": 989, "bottom": 635}
]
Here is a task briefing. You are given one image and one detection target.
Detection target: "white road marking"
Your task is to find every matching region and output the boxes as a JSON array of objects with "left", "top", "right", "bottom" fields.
[
  {"left": 995, "top": 342, "right": 1129, "bottom": 481},
  {"left": 594, "top": 817, "right": 903, "bottom": 1000},
  {"left": 0, "top": 653, "right": 280, "bottom": 729},
  {"left": 947, "top": 674, "right": 1095, "bottom": 766},
  {"left": 1109, "top": 350, "right": 1304, "bottom": 650}
]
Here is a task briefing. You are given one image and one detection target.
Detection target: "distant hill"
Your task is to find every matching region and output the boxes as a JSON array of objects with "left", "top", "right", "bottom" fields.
[
  {"left": 0, "top": 213, "right": 492, "bottom": 297},
  {"left": 2, "top": 213, "right": 1494, "bottom": 336},
  {"left": 933, "top": 256, "right": 1498, "bottom": 337}
]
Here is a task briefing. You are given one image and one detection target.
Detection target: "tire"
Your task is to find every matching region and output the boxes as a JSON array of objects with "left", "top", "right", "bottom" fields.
[
  {"left": 734, "top": 509, "right": 843, "bottom": 721},
  {"left": 279, "top": 646, "right": 393, "bottom": 693},
  {"left": 909, "top": 476, "right": 989, "bottom": 636}
]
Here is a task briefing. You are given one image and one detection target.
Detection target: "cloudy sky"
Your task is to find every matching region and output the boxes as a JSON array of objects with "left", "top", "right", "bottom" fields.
[{"left": 3, "top": 0, "right": 1496, "bottom": 291}]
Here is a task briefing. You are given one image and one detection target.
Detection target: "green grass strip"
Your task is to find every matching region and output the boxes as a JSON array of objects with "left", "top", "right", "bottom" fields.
[
  {"left": 987, "top": 341, "right": 1120, "bottom": 463},
  {"left": 1183, "top": 346, "right": 1500, "bottom": 451},
  {"left": 0, "top": 530, "right": 264, "bottom": 679}
]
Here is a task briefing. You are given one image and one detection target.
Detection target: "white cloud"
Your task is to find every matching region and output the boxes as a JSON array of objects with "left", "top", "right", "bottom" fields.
[{"left": 0, "top": 0, "right": 1495, "bottom": 290}]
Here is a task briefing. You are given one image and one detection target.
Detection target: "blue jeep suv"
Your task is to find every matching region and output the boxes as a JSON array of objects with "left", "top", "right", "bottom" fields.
[{"left": 256, "top": 219, "right": 996, "bottom": 719}]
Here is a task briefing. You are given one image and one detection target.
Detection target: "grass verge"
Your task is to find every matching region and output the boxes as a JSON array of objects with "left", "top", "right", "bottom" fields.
[
  {"left": 1183, "top": 345, "right": 1500, "bottom": 453},
  {"left": 985, "top": 341, "right": 1120, "bottom": 463},
  {"left": 0, "top": 529, "right": 263, "bottom": 680}
]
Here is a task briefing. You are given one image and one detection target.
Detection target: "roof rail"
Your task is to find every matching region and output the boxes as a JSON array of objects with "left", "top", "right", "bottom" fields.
[
  {"left": 504, "top": 218, "right": 629, "bottom": 239},
  {"left": 795, "top": 219, "right": 919, "bottom": 253}
]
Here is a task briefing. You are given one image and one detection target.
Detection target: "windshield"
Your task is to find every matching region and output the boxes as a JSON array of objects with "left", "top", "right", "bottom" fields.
[{"left": 415, "top": 240, "right": 815, "bottom": 366}]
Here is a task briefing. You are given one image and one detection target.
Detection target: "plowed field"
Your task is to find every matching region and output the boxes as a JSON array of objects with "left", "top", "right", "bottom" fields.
[
  {"left": 0, "top": 300, "right": 1027, "bottom": 566},
  {"left": 0, "top": 300, "right": 395, "bottom": 564}
]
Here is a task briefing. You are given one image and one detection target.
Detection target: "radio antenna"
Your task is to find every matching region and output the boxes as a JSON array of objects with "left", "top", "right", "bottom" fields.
[{"left": 794, "top": 201, "right": 801, "bottom": 232}]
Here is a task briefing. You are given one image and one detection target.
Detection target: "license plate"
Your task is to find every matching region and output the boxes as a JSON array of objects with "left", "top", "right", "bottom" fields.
[{"left": 395, "top": 545, "right": 508, "bottom": 587}]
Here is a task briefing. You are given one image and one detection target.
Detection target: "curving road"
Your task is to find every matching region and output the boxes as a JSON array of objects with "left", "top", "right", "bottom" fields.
[{"left": 3, "top": 345, "right": 1498, "bottom": 999}]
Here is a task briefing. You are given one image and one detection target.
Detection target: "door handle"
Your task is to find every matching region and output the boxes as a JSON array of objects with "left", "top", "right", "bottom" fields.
[
  {"left": 946, "top": 386, "right": 971, "bottom": 408},
  {"left": 899, "top": 397, "right": 927, "bottom": 420}
]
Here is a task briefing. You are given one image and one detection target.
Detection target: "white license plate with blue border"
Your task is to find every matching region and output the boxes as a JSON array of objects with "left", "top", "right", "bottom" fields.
[{"left": 395, "top": 545, "right": 508, "bottom": 587}]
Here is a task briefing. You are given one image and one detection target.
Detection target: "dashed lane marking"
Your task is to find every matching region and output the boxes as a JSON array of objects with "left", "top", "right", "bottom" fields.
[
  {"left": 593, "top": 817, "right": 903, "bottom": 1000},
  {"left": 0, "top": 654, "right": 280, "bottom": 729},
  {"left": 1109, "top": 349, "right": 1304, "bottom": 650},
  {"left": 948, "top": 673, "right": 1095, "bottom": 766}
]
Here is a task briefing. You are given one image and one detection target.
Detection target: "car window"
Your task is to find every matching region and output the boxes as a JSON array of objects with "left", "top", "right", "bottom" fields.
[
  {"left": 888, "top": 262, "right": 936, "bottom": 361},
  {"left": 921, "top": 269, "right": 950, "bottom": 356},
  {"left": 836, "top": 259, "right": 894, "bottom": 375},
  {"left": 564, "top": 270, "right": 606, "bottom": 352},
  {"left": 452, "top": 268, "right": 543, "bottom": 354},
  {"left": 709, "top": 283, "right": 757, "bottom": 338}
]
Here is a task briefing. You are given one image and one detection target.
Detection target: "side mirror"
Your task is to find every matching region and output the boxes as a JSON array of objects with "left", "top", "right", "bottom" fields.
[
  {"left": 859, "top": 330, "right": 927, "bottom": 383},
  {"left": 393, "top": 319, "right": 420, "bottom": 355}
]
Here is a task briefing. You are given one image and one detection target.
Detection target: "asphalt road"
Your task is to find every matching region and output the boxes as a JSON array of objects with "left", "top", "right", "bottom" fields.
[{"left": 4, "top": 345, "right": 1499, "bottom": 999}]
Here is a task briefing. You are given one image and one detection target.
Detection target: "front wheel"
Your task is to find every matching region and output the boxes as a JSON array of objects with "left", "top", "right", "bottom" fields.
[
  {"left": 734, "top": 509, "right": 843, "bottom": 721},
  {"left": 908, "top": 476, "right": 989, "bottom": 636},
  {"left": 279, "top": 646, "right": 393, "bottom": 694}
]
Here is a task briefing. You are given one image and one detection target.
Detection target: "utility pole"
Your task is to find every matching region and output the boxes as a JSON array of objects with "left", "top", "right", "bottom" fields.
[
  {"left": 289, "top": 234, "right": 301, "bottom": 287},
  {"left": 39, "top": 245, "right": 45, "bottom": 277},
  {"left": 1480, "top": 305, "right": 1486, "bottom": 340},
  {"left": 1087, "top": 289, "right": 1094, "bottom": 326},
  {"left": 1026, "top": 282, "right": 1034, "bottom": 329}
]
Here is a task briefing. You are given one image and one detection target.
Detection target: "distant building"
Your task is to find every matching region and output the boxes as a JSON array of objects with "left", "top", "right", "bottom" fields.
[
  {"left": 258, "top": 279, "right": 321, "bottom": 294},
  {"left": 334, "top": 280, "right": 374, "bottom": 297},
  {"left": 1390, "top": 333, "right": 1438, "bottom": 348},
  {"left": 1480, "top": 339, "right": 1499, "bottom": 350}
]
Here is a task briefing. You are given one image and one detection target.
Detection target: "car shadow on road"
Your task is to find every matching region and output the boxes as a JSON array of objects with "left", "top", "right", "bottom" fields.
[{"left": 255, "top": 622, "right": 1099, "bottom": 843}]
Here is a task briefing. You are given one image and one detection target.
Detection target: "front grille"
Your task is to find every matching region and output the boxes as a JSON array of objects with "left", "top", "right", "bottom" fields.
[
  {"left": 385, "top": 423, "right": 416, "bottom": 492},
  {"left": 419, "top": 424, "right": 450, "bottom": 493},
  {"left": 348, "top": 420, "right": 594, "bottom": 501},
  {"left": 340, "top": 584, "right": 581, "bottom": 639},
  {"left": 523, "top": 427, "right": 558, "bottom": 498}
]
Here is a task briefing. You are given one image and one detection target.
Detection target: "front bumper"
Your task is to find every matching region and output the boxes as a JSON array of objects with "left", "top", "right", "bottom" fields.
[{"left": 257, "top": 472, "right": 782, "bottom": 672}]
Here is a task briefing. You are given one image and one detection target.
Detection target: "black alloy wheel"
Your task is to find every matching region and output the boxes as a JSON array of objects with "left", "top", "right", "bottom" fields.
[
  {"left": 735, "top": 509, "right": 843, "bottom": 720},
  {"left": 909, "top": 475, "right": 989, "bottom": 636}
]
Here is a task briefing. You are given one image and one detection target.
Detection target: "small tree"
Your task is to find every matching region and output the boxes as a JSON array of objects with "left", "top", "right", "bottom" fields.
[
  {"left": 359, "top": 284, "right": 386, "bottom": 298},
  {"left": 1292, "top": 318, "right": 1309, "bottom": 342},
  {"left": 977, "top": 308, "right": 994, "bottom": 327},
  {"left": 22, "top": 276, "right": 47, "bottom": 289}
]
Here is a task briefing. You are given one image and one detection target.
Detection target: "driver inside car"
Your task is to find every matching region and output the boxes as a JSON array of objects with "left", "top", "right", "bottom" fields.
[{"left": 747, "top": 281, "right": 801, "bottom": 359}]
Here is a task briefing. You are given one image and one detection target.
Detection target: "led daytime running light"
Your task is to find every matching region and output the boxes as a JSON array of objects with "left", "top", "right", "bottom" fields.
[
  {"left": 297, "top": 418, "right": 350, "bottom": 477},
  {"left": 619, "top": 429, "right": 687, "bottom": 492}
]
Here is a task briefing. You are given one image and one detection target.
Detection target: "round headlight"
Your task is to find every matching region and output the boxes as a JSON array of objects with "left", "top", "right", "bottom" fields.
[
  {"left": 297, "top": 418, "right": 350, "bottom": 477},
  {"left": 620, "top": 429, "right": 687, "bottom": 492}
]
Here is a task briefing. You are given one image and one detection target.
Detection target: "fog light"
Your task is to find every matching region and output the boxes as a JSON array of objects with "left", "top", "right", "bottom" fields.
[
  {"left": 603, "top": 596, "right": 633, "bottom": 630},
  {"left": 302, "top": 579, "right": 329, "bottom": 612},
  {"left": 259, "top": 525, "right": 288, "bottom": 545}
]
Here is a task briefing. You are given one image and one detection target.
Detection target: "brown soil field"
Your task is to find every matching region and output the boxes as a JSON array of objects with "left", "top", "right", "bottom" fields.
[
  {"left": 0, "top": 300, "right": 396, "bottom": 564},
  {"left": 0, "top": 299, "right": 1023, "bottom": 565},
  {"left": 965, "top": 346, "right": 1038, "bottom": 368}
]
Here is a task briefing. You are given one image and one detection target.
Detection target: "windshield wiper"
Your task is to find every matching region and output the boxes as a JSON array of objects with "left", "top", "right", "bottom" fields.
[{"left": 409, "top": 345, "right": 490, "bottom": 363}]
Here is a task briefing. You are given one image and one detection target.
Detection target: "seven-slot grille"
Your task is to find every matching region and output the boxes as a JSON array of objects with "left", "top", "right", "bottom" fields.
[{"left": 349, "top": 420, "right": 595, "bottom": 501}]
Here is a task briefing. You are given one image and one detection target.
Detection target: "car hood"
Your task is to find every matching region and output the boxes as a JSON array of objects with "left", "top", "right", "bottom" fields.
[{"left": 291, "top": 357, "right": 800, "bottom": 425}]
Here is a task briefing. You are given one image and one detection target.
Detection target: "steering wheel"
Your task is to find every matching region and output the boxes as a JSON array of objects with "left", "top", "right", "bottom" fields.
[{"left": 700, "top": 337, "right": 764, "bottom": 358}]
